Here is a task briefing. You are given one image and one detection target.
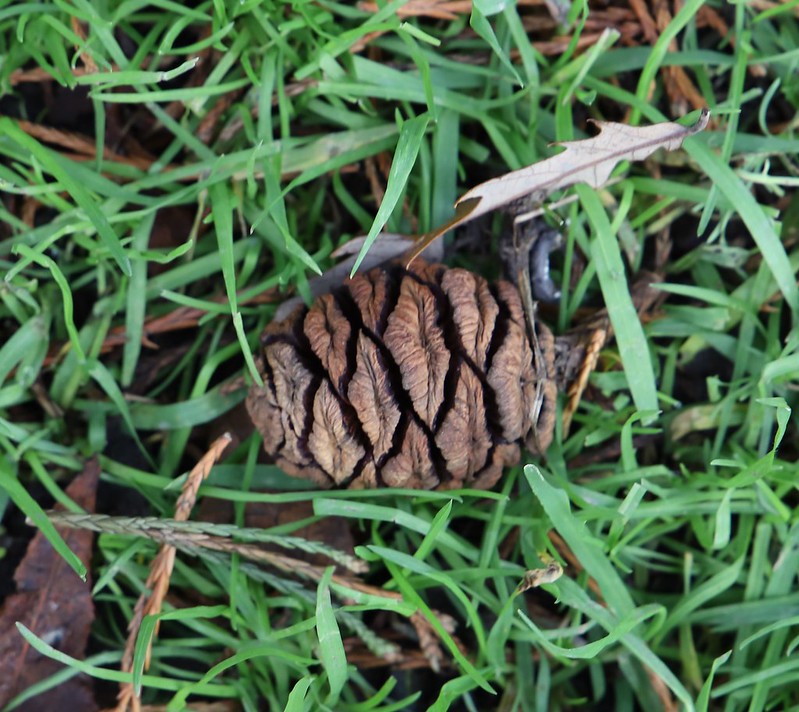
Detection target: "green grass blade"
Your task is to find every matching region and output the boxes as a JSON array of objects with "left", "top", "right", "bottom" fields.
[
  {"left": 284, "top": 676, "right": 314, "bottom": 712},
  {"left": 0, "top": 459, "right": 87, "bottom": 580},
  {"left": 351, "top": 114, "right": 430, "bottom": 275},
  {"left": 577, "top": 184, "right": 659, "bottom": 414},
  {"left": 0, "top": 315, "right": 46, "bottom": 385},
  {"left": 524, "top": 465, "right": 634, "bottom": 614},
  {"left": 0, "top": 118, "right": 131, "bottom": 275},
  {"left": 316, "top": 567, "right": 347, "bottom": 704},
  {"left": 686, "top": 137, "right": 799, "bottom": 317}
]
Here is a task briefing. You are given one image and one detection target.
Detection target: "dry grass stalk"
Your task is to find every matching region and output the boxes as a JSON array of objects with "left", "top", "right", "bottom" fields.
[
  {"left": 39, "top": 286, "right": 284, "bottom": 369},
  {"left": 113, "top": 433, "right": 232, "bottom": 712},
  {"left": 562, "top": 327, "right": 607, "bottom": 437},
  {"left": 5, "top": 117, "right": 164, "bottom": 172},
  {"left": 327, "top": 573, "right": 460, "bottom": 670},
  {"left": 547, "top": 530, "right": 604, "bottom": 601},
  {"left": 358, "top": 0, "right": 548, "bottom": 20},
  {"left": 137, "top": 703, "right": 237, "bottom": 712},
  {"left": 646, "top": 663, "right": 679, "bottom": 712},
  {"left": 654, "top": 1, "right": 707, "bottom": 114},
  {"left": 70, "top": 16, "right": 98, "bottom": 74}
]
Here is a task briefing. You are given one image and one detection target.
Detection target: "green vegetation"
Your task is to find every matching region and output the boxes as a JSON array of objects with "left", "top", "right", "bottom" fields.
[{"left": 1, "top": 1, "right": 798, "bottom": 710}]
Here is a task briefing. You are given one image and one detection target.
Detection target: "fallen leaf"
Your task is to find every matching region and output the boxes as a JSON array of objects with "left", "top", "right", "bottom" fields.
[
  {"left": 407, "top": 110, "right": 710, "bottom": 264},
  {"left": 0, "top": 459, "right": 99, "bottom": 711}
]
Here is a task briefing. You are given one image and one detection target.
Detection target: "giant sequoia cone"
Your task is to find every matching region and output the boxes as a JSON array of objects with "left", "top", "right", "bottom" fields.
[{"left": 246, "top": 261, "right": 557, "bottom": 489}]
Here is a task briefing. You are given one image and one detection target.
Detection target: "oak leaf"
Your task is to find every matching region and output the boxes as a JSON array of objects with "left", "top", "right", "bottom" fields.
[{"left": 407, "top": 109, "right": 710, "bottom": 263}]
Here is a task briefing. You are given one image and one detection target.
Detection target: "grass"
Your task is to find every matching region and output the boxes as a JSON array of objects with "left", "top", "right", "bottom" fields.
[{"left": 1, "top": 1, "right": 798, "bottom": 710}]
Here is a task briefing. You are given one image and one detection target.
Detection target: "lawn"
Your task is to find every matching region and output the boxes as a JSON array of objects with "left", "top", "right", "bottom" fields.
[{"left": 1, "top": 1, "right": 798, "bottom": 711}]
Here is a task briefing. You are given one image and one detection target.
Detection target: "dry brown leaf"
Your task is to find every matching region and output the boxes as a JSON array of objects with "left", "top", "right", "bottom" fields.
[
  {"left": 516, "top": 558, "right": 564, "bottom": 594},
  {"left": 0, "top": 459, "right": 99, "bottom": 712},
  {"left": 408, "top": 110, "right": 710, "bottom": 264}
]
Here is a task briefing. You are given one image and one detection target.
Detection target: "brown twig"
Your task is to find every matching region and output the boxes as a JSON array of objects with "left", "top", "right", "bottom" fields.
[
  {"left": 9, "top": 66, "right": 95, "bottom": 85},
  {"left": 547, "top": 530, "right": 604, "bottom": 601},
  {"left": 40, "top": 285, "right": 284, "bottom": 369},
  {"left": 358, "top": 0, "right": 549, "bottom": 20},
  {"left": 629, "top": 0, "right": 659, "bottom": 43},
  {"left": 747, "top": 0, "right": 799, "bottom": 15},
  {"left": 364, "top": 156, "right": 386, "bottom": 212},
  {"left": 4, "top": 116, "right": 168, "bottom": 172},
  {"left": 646, "top": 663, "right": 679, "bottom": 712},
  {"left": 562, "top": 326, "right": 606, "bottom": 437},
  {"left": 114, "top": 433, "right": 232, "bottom": 712},
  {"left": 70, "top": 16, "right": 98, "bottom": 74},
  {"left": 649, "top": 0, "right": 707, "bottom": 115}
]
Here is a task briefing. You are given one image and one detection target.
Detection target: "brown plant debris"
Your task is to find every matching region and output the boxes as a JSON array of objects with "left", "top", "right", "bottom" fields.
[
  {"left": 115, "top": 433, "right": 232, "bottom": 712},
  {"left": 547, "top": 530, "right": 603, "bottom": 602},
  {"left": 516, "top": 557, "right": 564, "bottom": 594},
  {"left": 135, "top": 704, "right": 237, "bottom": 712},
  {"left": 554, "top": 270, "right": 665, "bottom": 436},
  {"left": 0, "top": 459, "right": 100, "bottom": 712},
  {"left": 408, "top": 111, "right": 709, "bottom": 263},
  {"left": 247, "top": 261, "right": 557, "bottom": 490}
]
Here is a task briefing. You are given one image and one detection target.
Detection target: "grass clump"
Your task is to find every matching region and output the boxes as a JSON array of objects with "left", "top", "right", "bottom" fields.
[{"left": 1, "top": 1, "right": 798, "bottom": 710}]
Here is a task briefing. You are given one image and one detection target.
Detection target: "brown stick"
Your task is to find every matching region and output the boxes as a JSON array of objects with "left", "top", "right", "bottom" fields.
[{"left": 114, "top": 433, "right": 232, "bottom": 712}]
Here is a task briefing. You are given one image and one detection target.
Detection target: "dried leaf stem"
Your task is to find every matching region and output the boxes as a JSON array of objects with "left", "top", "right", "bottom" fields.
[{"left": 114, "top": 433, "right": 231, "bottom": 712}]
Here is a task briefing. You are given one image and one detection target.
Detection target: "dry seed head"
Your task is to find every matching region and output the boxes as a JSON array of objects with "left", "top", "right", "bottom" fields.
[{"left": 246, "top": 262, "right": 557, "bottom": 489}]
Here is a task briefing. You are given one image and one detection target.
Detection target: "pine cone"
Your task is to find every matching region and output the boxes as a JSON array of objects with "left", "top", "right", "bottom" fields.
[{"left": 246, "top": 262, "right": 557, "bottom": 489}]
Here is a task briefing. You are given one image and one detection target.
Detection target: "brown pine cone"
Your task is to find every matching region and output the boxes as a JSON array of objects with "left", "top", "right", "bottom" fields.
[{"left": 246, "top": 261, "right": 557, "bottom": 489}]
